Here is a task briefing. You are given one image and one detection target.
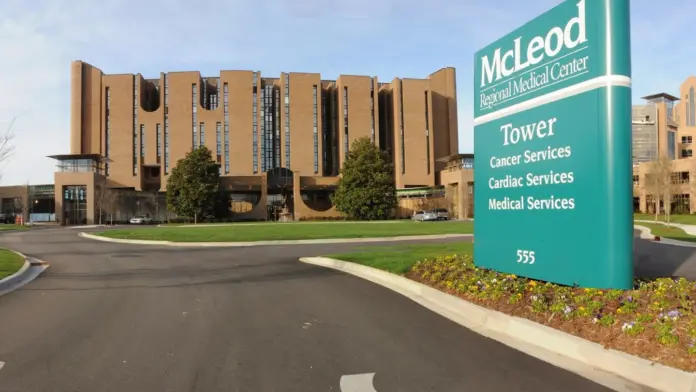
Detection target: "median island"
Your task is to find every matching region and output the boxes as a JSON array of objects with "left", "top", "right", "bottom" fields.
[
  {"left": 328, "top": 245, "right": 696, "bottom": 372},
  {"left": 93, "top": 221, "right": 473, "bottom": 242},
  {"left": 0, "top": 249, "right": 25, "bottom": 279}
]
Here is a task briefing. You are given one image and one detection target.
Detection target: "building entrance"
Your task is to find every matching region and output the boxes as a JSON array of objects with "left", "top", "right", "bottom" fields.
[{"left": 63, "top": 185, "right": 87, "bottom": 225}]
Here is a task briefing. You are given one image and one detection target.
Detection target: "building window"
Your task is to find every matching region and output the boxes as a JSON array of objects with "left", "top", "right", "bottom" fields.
[
  {"left": 399, "top": 80, "right": 405, "bottom": 174},
  {"left": 313, "top": 85, "right": 319, "bottom": 174},
  {"left": 164, "top": 74, "right": 169, "bottom": 174},
  {"left": 224, "top": 86, "right": 230, "bottom": 174},
  {"left": 262, "top": 84, "right": 275, "bottom": 172},
  {"left": 192, "top": 83, "right": 197, "bottom": 149},
  {"left": 425, "top": 91, "right": 430, "bottom": 175},
  {"left": 683, "top": 149, "right": 693, "bottom": 158},
  {"left": 133, "top": 76, "right": 138, "bottom": 175},
  {"left": 284, "top": 73, "right": 291, "bottom": 168},
  {"left": 683, "top": 136, "right": 693, "bottom": 144},
  {"left": 686, "top": 86, "right": 696, "bottom": 127},
  {"left": 274, "top": 87, "right": 281, "bottom": 168},
  {"left": 224, "top": 83, "right": 230, "bottom": 174},
  {"left": 200, "top": 123, "right": 205, "bottom": 146},
  {"left": 156, "top": 124, "right": 161, "bottom": 157},
  {"left": 285, "top": 72, "right": 290, "bottom": 169},
  {"left": 140, "top": 124, "right": 145, "bottom": 158},
  {"left": 253, "top": 72, "right": 259, "bottom": 173},
  {"left": 668, "top": 130, "right": 677, "bottom": 160},
  {"left": 105, "top": 87, "right": 110, "bottom": 176},
  {"left": 343, "top": 86, "right": 349, "bottom": 162},
  {"left": 370, "top": 79, "right": 375, "bottom": 143},
  {"left": 216, "top": 122, "right": 221, "bottom": 157}
]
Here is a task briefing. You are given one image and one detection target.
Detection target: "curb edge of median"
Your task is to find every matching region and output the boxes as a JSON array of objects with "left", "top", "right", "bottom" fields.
[
  {"left": 0, "top": 249, "right": 49, "bottom": 297},
  {"left": 634, "top": 224, "right": 696, "bottom": 248},
  {"left": 77, "top": 231, "right": 472, "bottom": 247},
  {"left": 298, "top": 256, "right": 696, "bottom": 392}
]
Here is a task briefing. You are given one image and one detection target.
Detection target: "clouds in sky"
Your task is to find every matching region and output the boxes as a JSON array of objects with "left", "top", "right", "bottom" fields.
[{"left": 0, "top": 0, "right": 691, "bottom": 184}]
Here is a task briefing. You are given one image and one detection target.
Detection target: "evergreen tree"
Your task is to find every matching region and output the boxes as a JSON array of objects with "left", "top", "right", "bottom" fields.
[
  {"left": 331, "top": 137, "right": 396, "bottom": 220},
  {"left": 166, "top": 146, "right": 220, "bottom": 223}
]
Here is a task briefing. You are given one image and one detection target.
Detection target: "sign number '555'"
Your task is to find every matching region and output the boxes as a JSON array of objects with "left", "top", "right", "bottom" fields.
[{"left": 517, "top": 250, "right": 535, "bottom": 264}]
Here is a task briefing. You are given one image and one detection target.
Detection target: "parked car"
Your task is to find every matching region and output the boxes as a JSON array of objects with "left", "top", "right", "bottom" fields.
[
  {"left": 129, "top": 215, "right": 153, "bottom": 225},
  {"left": 433, "top": 208, "right": 450, "bottom": 220},
  {"left": 412, "top": 210, "right": 438, "bottom": 222}
]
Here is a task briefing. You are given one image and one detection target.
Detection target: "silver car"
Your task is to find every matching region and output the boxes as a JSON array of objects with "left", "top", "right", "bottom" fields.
[
  {"left": 130, "top": 215, "right": 152, "bottom": 225},
  {"left": 433, "top": 208, "right": 450, "bottom": 220},
  {"left": 412, "top": 210, "right": 438, "bottom": 222}
]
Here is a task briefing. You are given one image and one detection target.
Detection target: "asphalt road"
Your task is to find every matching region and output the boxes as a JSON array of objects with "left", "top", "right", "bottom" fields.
[{"left": 0, "top": 227, "right": 621, "bottom": 392}]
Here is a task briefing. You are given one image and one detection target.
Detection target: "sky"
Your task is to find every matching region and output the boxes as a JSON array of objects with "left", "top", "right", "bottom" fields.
[{"left": 0, "top": 0, "right": 693, "bottom": 185}]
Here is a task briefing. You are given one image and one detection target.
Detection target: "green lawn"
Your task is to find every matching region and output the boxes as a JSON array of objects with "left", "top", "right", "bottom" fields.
[
  {"left": 325, "top": 242, "right": 474, "bottom": 274},
  {"left": 637, "top": 222, "right": 696, "bottom": 243},
  {"left": 634, "top": 213, "right": 696, "bottom": 225},
  {"left": 0, "top": 225, "right": 29, "bottom": 231},
  {"left": 0, "top": 249, "right": 25, "bottom": 279},
  {"left": 95, "top": 221, "right": 473, "bottom": 242}
]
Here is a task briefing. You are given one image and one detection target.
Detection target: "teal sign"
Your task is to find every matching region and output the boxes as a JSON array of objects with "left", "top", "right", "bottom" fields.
[{"left": 473, "top": 0, "right": 633, "bottom": 289}]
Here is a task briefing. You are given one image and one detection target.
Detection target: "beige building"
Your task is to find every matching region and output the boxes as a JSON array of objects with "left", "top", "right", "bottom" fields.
[
  {"left": 634, "top": 77, "right": 696, "bottom": 214},
  {"left": 44, "top": 61, "right": 461, "bottom": 224}
]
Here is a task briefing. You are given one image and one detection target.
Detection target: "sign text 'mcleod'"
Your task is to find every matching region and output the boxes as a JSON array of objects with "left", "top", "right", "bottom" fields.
[{"left": 480, "top": 0, "right": 588, "bottom": 88}]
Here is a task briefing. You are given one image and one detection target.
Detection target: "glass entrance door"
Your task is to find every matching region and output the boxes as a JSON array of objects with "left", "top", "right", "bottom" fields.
[{"left": 63, "top": 185, "right": 87, "bottom": 225}]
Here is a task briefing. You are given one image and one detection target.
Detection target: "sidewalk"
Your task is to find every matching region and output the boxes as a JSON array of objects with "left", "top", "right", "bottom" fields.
[{"left": 635, "top": 219, "right": 696, "bottom": 236}]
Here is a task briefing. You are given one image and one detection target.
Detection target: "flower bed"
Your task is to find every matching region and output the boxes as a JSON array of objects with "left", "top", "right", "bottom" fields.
[{"left": 407, "top": 254, "right": 696, "bottom": 372}]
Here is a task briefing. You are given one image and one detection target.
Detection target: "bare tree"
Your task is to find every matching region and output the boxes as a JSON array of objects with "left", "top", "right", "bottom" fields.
[
  {"left": 645, "top": 156, "right": 676, "bottom": 223},
  {"left": 0, "top": 117, "right": 17, "bottom": 182}
]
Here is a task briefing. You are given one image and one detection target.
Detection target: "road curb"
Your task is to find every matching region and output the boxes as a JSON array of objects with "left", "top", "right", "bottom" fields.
[
  {"left": 0, "top": 249, "right": 48, "bottom": 296},
  {"left": 77, "top": 232, "right": 472, "bottom": 247},
  {"left": 299, "top": 256, "right": 696, "bottom": 392},
  {"left": 634, "top": 224, "right": 696, "bottom": 248}
]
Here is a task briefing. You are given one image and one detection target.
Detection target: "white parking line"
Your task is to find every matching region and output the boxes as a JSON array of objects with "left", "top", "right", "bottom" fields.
[{"left": 340, "top": 373, "right": 377, "bottom": 392}]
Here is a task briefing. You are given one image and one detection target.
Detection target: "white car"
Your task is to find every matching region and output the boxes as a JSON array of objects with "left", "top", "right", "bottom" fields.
[{"left": 130, "top": 216, "right": 152, "bottom": 225}]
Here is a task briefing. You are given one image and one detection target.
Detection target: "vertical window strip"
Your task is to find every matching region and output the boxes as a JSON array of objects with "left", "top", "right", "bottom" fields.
[
  {"left": 343, "top": 86, "right": 349, "bottom": 162},
  {"left": 133, "top": 76, "right": 138, "bottom": 175},
  {"left": 164, "top": 74, "right": 169, "bottom": 174},
  {"left": 224, "top": 83, "right": 230, "bottom": 174},
  {"left": 252, "top": 72, "right": 259, "bottom": 173},
  {"left": 399, "top": 80, "right": 405, "bottom": 174},
  {"left": 192, "top": 83, "right": 197, "bottom": 149},
  {"left": 200, "top": 123, "right": 205, "bottom": 146},
  {"left": 216, "top": 122, "right": 221, "bottom": 156},
  {"left": 156, "top": 124, "right": 162, "bottom": 158},
  {"left": 425, "top": 91, "right": 430, "bottom": 175},
  {"left": 140, "top": 124, "right": 145, "bottom": 158},
  {"left": 313, "top": 85, "right": 318, "bottom": 173},
  {"left": 260, "top": 85, "right": 266, "bottom": 172},
  {"left": 284, "top": 73, "right": 291, "bottom": 168},
  {"left": 370, "top": 79, "right": 375, "bottom": 143},
  {"left": 274, "top": 88, "right": 281, "bottom": 168},
  {"left": 105, "top": 87, "right": 110, "bottom": 176}
]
